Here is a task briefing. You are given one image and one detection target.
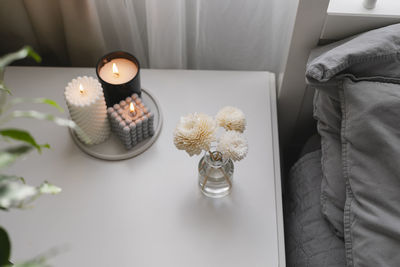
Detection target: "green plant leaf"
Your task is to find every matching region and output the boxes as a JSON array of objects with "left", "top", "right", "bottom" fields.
[
  {"left": 0, "top": 87, "right": 9, "bottom": 115},
  {"left": 0, "top": 226, "right": 11, "bottom": 265},
  {"left": 0, "top": 145, "right": 33, "bottom": 169},
  {"left": 3, "top": 247, "right": 61, "bottom": 267},
  {"left": 5, "top": 256, "right": 49, "bottom": 267},
  {"left": 9, "top": 260, "right": 50, "bottom": 267},
  {"left": 8, "top": 110, "right": 91, "bottom": 144},
  {"left": 1, "top": 129, "right": 50, "bottom": 152},
  {"left": 35, "top": 98, "right": 63, "bottom": 112},
  {"left": 0, "top": 175, "right": 24, "bottom": 183},
  {"left": 0, "top": 179, "right": 61, "bottom": 210},
  {"left": 38, "top": 181, "right": 61, "bottom": 195},
  {"left": 0, "top": 83, "right": 11, "bottom": 95},
  {"left": 0, "top": 129, "right": 50, "bottom": 153},
  {"left": 0, "top": 180, "right": 37, "bottom": 210},
  {"left": 10, "top": 98, "right": 64, "bottom": 112},
  {"left": 0, "top": 46, "right": 41, "bottom": 69},
  {"left": 11, "top": 110, "right": 76, "bottom": 128}
]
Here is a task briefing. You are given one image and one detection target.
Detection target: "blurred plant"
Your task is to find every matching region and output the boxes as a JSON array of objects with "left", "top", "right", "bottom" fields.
[{"left": 0, "top": 47, "right": 80, "bottom": 267}]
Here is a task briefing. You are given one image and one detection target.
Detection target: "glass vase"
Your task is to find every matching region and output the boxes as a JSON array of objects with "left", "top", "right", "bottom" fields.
[{"left": 198, "top": 150, "right": 234, "bottom": 198}]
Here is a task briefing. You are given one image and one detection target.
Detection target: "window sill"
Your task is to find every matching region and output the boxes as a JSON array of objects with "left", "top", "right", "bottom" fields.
[{"left": 328, "top": 0, "right": 400, "bottom": 18}]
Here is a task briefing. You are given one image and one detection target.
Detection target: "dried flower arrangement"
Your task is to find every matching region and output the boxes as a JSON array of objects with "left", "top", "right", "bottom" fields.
[
  {"left": 173, "top": 106, "right": 248, "bottom": 160},
  {"left": 173, "top": 106, "right": 248, "bottom": 193}
]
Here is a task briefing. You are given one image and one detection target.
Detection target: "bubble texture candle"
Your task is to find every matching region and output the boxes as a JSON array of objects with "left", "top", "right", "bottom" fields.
[
  {"left": 108, "top": 93, "right": 154, "bottom": 149},
  {"left": 65, "top": 76, "right": 110, "bottom": 145}
]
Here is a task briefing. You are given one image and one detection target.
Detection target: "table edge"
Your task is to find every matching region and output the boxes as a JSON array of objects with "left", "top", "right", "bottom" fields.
[{"left": 268, "top": 73, "right": 286, "bottom": 266}]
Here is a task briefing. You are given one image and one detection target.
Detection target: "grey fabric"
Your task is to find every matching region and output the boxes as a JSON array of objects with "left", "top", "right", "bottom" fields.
[
  {"left": 313, "top": 91, "right": 344, "bottom": 238},
  {"left": 306, "top": 23, "right": 400, "bottom": 267},
  {"left": 307, "top": 37, "right": 355, "bottom": 99},
  {"left": 306, "top": 23, "right": 400, "bottom": 83},
  {"left": 299, "top": 134, "right": 321, "bottom": 158},
  {"left": 307, "top": 37, "right": 361, "bottom": 238},
  {"left": 306, "top": 37, "right": 351, "bottom": 238},
  {"left": 341, "top": 79, "right": 400, "bottom": 267},
  {"left": 285, "top": 150, "right": 345, "bottom": 267}
]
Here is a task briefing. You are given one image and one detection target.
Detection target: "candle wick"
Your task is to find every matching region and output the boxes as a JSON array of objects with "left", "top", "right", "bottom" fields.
[
  {"left": 112, "top": 63, "right": 120, "bottom": 78},
  {"left": 79, "top": 84, "right": 85, "bottom": 94}
]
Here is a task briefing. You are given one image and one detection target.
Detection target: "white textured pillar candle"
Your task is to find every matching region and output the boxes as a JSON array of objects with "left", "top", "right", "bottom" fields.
[{"left": 65, "top": 76, "right": 110, "bottom": 145}]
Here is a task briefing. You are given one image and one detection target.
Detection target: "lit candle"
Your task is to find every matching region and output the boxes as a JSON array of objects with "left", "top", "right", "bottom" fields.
[
  {"left": 96, "top": 51, "right": 141, "bottom": 107},
  {"left": 129, "top": 102, "right": 136, "bottom": 116},
  {"left": 112, "top": 63, "right": 119, "bottom": 78},
  {"left": 99, "top": 58, "right": 137, "bottom": 84},
  {"left": 65, "top": 76, "right": 110, "bottom": 145},
  {"left": 79, "top": 84, "right": 84, "bottom": 94},
  {"left": 107, "top": 93, "right": 154, "bottom": 150}
]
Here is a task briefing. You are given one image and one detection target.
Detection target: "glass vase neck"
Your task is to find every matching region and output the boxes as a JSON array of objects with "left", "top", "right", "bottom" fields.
[{"left": 205, "top": 149, "right": 227, "bottom": 167}]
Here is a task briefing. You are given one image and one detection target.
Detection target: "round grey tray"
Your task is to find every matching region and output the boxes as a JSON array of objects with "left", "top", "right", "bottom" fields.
[{"left": 69, "top": 88, "right": 163, "bottom": 161}]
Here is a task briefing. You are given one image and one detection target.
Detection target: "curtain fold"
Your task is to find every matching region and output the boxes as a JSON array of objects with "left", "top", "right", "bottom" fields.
[
  {"left": 145, "top": 0, "right": 187, "bottom": 69},
  {"left": 94, "top": 0, "right": 149, "bottom": 67},
  {"left": 0, "top": 0, "right": 292, "bottom": 72},
  {"left": 0, "top": 0, "right": 40, "bottom": 58},
  {"left": 23, "top": 0, "right": 69, "bottom": 65},
  {"left": 57, "top": 0, "right": 106, "bottom": 67}
]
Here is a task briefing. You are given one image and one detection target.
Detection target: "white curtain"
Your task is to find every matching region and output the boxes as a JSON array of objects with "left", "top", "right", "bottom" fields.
[{"left": 0, "top": 0, "right": 292, "bottom": 72}]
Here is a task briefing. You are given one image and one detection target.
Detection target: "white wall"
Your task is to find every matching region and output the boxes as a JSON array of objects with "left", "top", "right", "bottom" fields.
[
  {"left": 322, "top": 0, "right": 400, "bottom": 40},
  {"left": 273, "top": 0, "right": 299, "bottom": 91},
  {"left": 277, "top": 0, "right": 330, "bottom": 148}
]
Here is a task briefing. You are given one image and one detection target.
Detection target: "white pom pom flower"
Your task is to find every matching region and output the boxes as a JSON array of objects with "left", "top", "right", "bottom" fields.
[
  {"left": 174, "top": 113, "right": 217, "bottom": 156},
  {"left": 216, "top": 106, "right": 246, "bottom": 133},
  {"left": 217, "top": 130, "right": 248, "bottom": 161}
]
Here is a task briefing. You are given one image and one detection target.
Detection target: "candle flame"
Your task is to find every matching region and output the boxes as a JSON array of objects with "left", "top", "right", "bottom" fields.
[
  {"left": 130, "top": 102, "right": 135, "bottom": 113},
  {"left": 112, "top": 63, "right": 119, "bottom": 77},
  {"left": 79, "top": 84, "right": 84, "bottom": 94}
]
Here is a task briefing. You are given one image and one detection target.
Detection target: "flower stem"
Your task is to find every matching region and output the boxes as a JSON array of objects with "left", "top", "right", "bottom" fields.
[
  {"left": 202, "top": 173, "right": 209, "bottom": 190},
  {"left": 208, "top": 150, "right": 222, "bottom": 161},
  {"left": 219, "top": 168, "right": 232, "bottom": 188},
  {"left": 208, "top": 150, "right": 216, "bottom": 161}
]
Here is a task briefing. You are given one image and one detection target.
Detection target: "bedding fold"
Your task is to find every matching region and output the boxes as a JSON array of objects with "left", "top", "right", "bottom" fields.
[
  {"left": 306, "top": 23, "right": 400, "bottom": 267},
  {"left": 285, "top": 150, "right": 345, "bottom": 267}
]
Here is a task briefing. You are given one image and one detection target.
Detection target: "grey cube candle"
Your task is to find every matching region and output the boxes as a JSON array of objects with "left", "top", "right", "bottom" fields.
[{"left": 107, "top": 93, "right": 155, "bottom": 149}]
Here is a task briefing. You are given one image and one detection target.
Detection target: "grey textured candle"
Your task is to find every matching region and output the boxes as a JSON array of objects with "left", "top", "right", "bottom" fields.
[{"left": 107, "top": 93, "right": 154, "bottom": 149}]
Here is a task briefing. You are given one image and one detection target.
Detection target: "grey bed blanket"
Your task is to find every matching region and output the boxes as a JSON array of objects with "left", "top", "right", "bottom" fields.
[
  {"left": 285, "top": 150, "right": 345, "bottom": 267},
  {"left": 306, "top": 23, "right": 400, "bottom": 267}
]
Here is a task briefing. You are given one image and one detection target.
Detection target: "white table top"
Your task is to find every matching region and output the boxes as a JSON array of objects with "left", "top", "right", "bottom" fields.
[{"left": 1, "top": 67, "right": 285, "bottom": 267}]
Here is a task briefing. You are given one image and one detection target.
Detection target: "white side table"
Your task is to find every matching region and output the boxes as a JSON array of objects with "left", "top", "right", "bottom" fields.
[{"left": 2, "top": 67, "right": 285, "bottom": 267}]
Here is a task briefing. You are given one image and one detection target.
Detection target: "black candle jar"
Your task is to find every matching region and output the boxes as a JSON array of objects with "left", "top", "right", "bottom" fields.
[{"left": 96, "top": 51, "right": 141, "bottom": 107}]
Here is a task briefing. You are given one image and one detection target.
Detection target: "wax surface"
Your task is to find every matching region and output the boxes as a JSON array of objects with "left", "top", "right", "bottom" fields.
[
  {"left": 108, "top": 94, "right": 154, "bottom": 150},
  {"left": 99, "top": 58, "right": 138, "bottom": 84},
  {"left": 64, "top": 76, "right": 110, "bottom": 145},
  {"left": 65, "top": 77, "right": 101, "bottom": 106}
]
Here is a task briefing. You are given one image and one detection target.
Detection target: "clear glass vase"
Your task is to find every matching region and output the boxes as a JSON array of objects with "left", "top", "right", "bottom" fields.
[{"left": 198, "top": 150, "right": 234, "bottom": 198}]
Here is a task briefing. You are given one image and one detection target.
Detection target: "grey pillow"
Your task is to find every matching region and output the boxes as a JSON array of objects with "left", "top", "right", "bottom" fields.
[
  {"left": 313, "top": 90, "right": 344, "bottom": 237},
  {"left": 306, "top": 23, "right": 400, "bottom": 266},
  {"left": 306, "top": 23, "right": 400, "bottom": 82},
  {"left": 341, "top": 79, "right": 400, "bottom": 267},
  {"left": 308, "top": 39, "right": 351, "bottom": 238},
  {"left": 307, "top": 23, "right": 400, "bottom": 239}
]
